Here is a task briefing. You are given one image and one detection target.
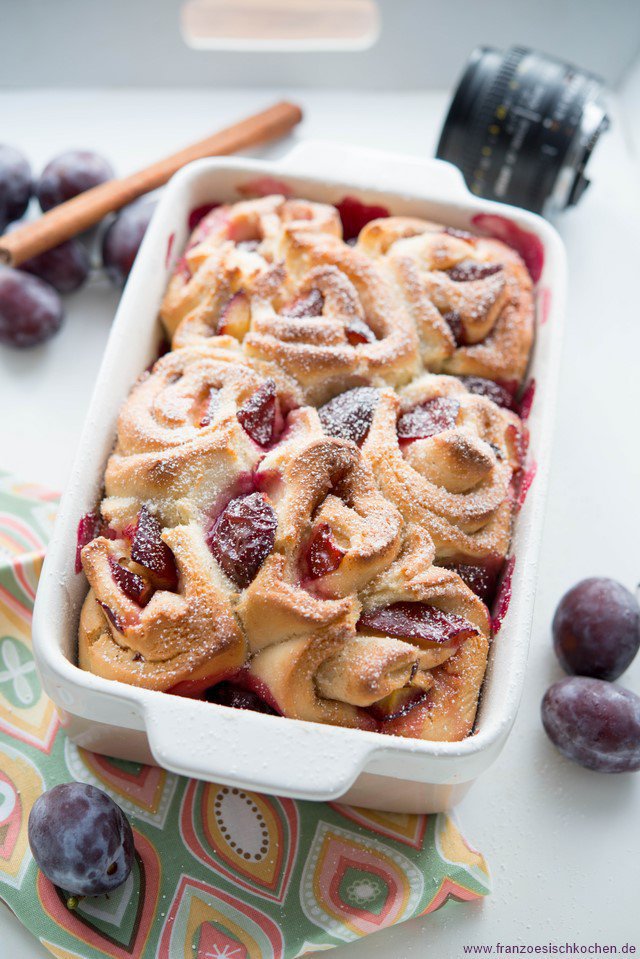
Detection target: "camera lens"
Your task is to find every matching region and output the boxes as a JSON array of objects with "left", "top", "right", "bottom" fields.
[{"left": 436, "top": 46, "right": 610, "bottom": 215}]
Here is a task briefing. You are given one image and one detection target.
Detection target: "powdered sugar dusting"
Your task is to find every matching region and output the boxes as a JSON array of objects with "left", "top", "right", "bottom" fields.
[{"left": 79, "top": 192, "right": 537, "bottom": 744}]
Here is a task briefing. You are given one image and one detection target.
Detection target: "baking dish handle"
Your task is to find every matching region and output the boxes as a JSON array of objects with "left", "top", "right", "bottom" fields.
[
  {"left": 278, "top": 139, "right": 471, "bottom": 201},
  {"left": 144, "top": 697, "right": 375, "bottom": 801}
]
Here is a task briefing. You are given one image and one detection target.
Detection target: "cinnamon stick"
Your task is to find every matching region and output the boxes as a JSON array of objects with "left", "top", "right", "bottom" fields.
[{"left": 0, "top": 100, "right": 303, "bottom": 267}]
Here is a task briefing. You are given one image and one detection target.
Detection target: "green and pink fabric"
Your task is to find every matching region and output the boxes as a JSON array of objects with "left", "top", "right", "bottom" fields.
[{"left": 0, "top": 472, "right": 490, "bottom": 959}]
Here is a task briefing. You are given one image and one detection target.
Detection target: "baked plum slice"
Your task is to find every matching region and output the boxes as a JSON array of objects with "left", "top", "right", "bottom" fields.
[
  {"left": 345, "top": 316, "right": 376, "bottom": 345},
  {"left": 358, "top": 601, "right": 478, "bottom": 648},
  {"left": 303, "top": 522, "right": 346, "bottom": 579},
  {"left": 205, "top": 681, "right": 278, "bottom": 715},
  {"left": 336, "top": 196, "right": 390, "bottom": 242},
  {"left": 318, "top": 387, "right": 379, "bottom": 445},
  {"left": 236, "top": 378, "right": 281, "bottom": 447},
  {"left": 459, "top": 375, "right": 516, "bottom": 410},
  {"left": 447, "top": 261, "right": 503, "bottom": 282},
  {"left": 108, "top": 555, "right": 153, "bottom": 607},
  {"left": 442, "top": 555, "right": 505, "bottom": 607},
  {"left": 130, "top": 506, "right": 179, "bottom": 590},
  {"left": 396, "top": 396, "right": 460, "bottom": 442},
  {"left": 207, "top": 492, "right": 277, "bottom": 589}
]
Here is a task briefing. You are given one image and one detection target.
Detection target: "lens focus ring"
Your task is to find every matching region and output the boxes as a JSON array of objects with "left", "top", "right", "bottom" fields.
[{"left": 437, "top": 45, "right": 609, "bottom": 215}]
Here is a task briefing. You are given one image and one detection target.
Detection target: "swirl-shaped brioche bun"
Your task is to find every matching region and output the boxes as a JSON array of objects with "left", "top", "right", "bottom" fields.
[{"left": 79, "top": 195, "right": 534, "bottom": 743}]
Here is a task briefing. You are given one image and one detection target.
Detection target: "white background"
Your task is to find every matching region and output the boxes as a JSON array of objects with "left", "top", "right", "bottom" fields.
[
  {"left": 2, "top": 0, "right": 640, "bottom": 90},
  {"left": 1, "top": 79, "right": 640, "bottom": 955}
]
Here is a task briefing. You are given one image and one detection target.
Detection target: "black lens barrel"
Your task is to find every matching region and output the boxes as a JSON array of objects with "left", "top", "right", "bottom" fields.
[{"left": 436, "top": 46, "right": 609, "bottom": 215}]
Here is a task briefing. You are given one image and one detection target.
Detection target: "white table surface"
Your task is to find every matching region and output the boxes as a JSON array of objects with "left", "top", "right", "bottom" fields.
[{"left": 1, "top": 88, "right": 639, "bottom": 956}]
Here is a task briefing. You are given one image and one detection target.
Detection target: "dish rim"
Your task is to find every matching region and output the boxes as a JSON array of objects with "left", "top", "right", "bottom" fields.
[{"left": 31, "top": 141, "right": 567, "bottom": 796}]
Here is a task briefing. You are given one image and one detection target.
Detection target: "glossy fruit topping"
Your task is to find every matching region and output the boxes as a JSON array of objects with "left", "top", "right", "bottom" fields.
[
  {"left": 303, "top": 523, "right": 346, "bottom": 579},
  {"left": 282, "top": 288, "right": 324, "bottom": 319},
  {"left": 517, "top": 378, "right": 536, "bottom": 420},
  {"left": 336, "top": 196, "right": 390, "bottom": 242},
  {"left": 552, "top": 577, "right": 640, "bottom": 681},
  {"left": 76, "top": 511, "right": 103, "bottom": 573},
  {"left": 368, "top": 686, "right": 429, "bottom": 722},
  {"left": 188, "top": 203, "right": 219, "bottom": 231},
  {"left": 491, "top": 555, "right": 515, "bottom": 634},
  {"left": 28, "top": 782, "right": 134, "bottom": 898},
  {"left": 358, "top": 602, "right": 478, "bottom": 647},
  {"left": 0, "top": 144, "right": 32, "bottom": 230},
  {"left": 217, "top": 291, "right": 251, "bottom": 339},
  {"left": 446, "top": 260, "right": 503, "bottom": 282},
  {"left": 207, "top": 492, "right": 277, "bottom": 589},
  {"left": 444, "top": 557, "right": 504, "bottom": 607},
  {"left": 205, "top": 681, "right": 278, "bottom": 715},
  {"left": 459, "top": 375, "right": 516, "bottom": 410},
  {"left": 108, "top": 555, "right": 153, "bottom": 606},
  {"left": 541, "top": 677, "right": 640, "bottom": 773},
  {"left": 396, "top": 396, "right": 460, "bottom": 442},
  {"left": 317, "top": 387, "right": 379, "bottom": 445},
  {"left": 237, "top": 378, "right": 279, "bottom": 447},
  {"left": 102, "top": 199, "right": 156, "bottom": 286},
  {"left": 37, "top": 150, "right": 114, "bottom": 212},
  {"left": 345, "top": 316, "right": 376, "bottom": 345},
  {"left": 130, "top": 506, "right": 179, "bottom": 590},
  {"left": 0, "top": 266, "right": 63, "bottom": 348},
  {"left": 471, "top": 213, "right": 544, "bottom": 283}
]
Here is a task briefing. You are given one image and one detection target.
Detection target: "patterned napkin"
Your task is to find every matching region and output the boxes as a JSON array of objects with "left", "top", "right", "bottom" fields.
[{"left": 0, "top": 472, "right": 490, "bottom": 959}]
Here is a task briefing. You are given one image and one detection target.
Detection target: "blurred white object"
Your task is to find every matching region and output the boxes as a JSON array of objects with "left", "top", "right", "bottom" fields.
[
  {"left": 182, "top": 0, "right": 380, "bottom": 51},
  {"left": 1, "top": 0, "right": 640, "bottom": 89}
]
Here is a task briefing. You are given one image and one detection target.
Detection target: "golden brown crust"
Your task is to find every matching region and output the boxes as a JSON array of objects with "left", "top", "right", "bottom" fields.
[
  {"left": 243, "top": 231, "right": 421, "bottom": 404},
  {"left": 161, "top": 196, "right": 342, "bottom": 342},
  {"left": 79, "top": 196, "right": 533, "bottom": 743},
  {"left": 358, "top": 216, "right": 534, "bottom": 384},
  {"left": 248, "top": 627, "right": 372, "bottom": 728},
  {"left": 104, "top": 350, "right": 273, "bottom": 523},
  {"left": 361, "top": 374, "right": 522, "bottom": 562},
  {"left": 79, "top": 525, "right": 247, "bottom": 691},
  {"left": 357, "top": 528, "right": 490, "bottom": 740}
]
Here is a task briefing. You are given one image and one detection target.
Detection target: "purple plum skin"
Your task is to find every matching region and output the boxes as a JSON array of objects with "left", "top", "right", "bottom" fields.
[
  {"left": 553, "top": 577, "right": 640, "bottom": 681},
  {"left": 102, "top": 200, "right": 156, "bottom": 286},
  {"left": 28, "top": 782, "right": 134, "bottom": 897},
  {"left": 12, "top": 230, "right": 90, "bottom": 294},
  {"left": 37, "top": 150, "right": 114, "bottom": 212},
  {"left": 0, "top": 266, "right": 63, "bottom": 347},
  {"left": 541, "top": 677, "right": 640, "bottom": 773},
  {"left": 0, "top": 145, "right": 32, "bottom": 230}
]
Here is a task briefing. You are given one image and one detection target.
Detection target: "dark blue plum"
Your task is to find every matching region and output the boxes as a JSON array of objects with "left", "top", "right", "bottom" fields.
[
  {"left": 28, "top": 782, "right": 134, "bottom": 897},
  {"left": 102, "top": 200, "right": 156, "bottom": 286},
  {"left": 553, "top": 577, "right": 640, "bottom": 681},
  {"left": 37, "top": 150, "right": 114, "bottom": 212},
  {"left": 6, "top": 223, "right": 90, "bottom": 293},
  {"left": 541, "top": 677, "right": 640, "bottom": 773},
  {"left": 0, "top": 266, "right": 63, "bottom": 347},
  {"left": 0, "top": 145, "right": 32, "bottom": 230}
]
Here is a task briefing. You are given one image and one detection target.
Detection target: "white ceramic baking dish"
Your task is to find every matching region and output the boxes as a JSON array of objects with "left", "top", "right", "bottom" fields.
[{"left": 32, "top": 141, "right": 566, "bottom": 813}]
